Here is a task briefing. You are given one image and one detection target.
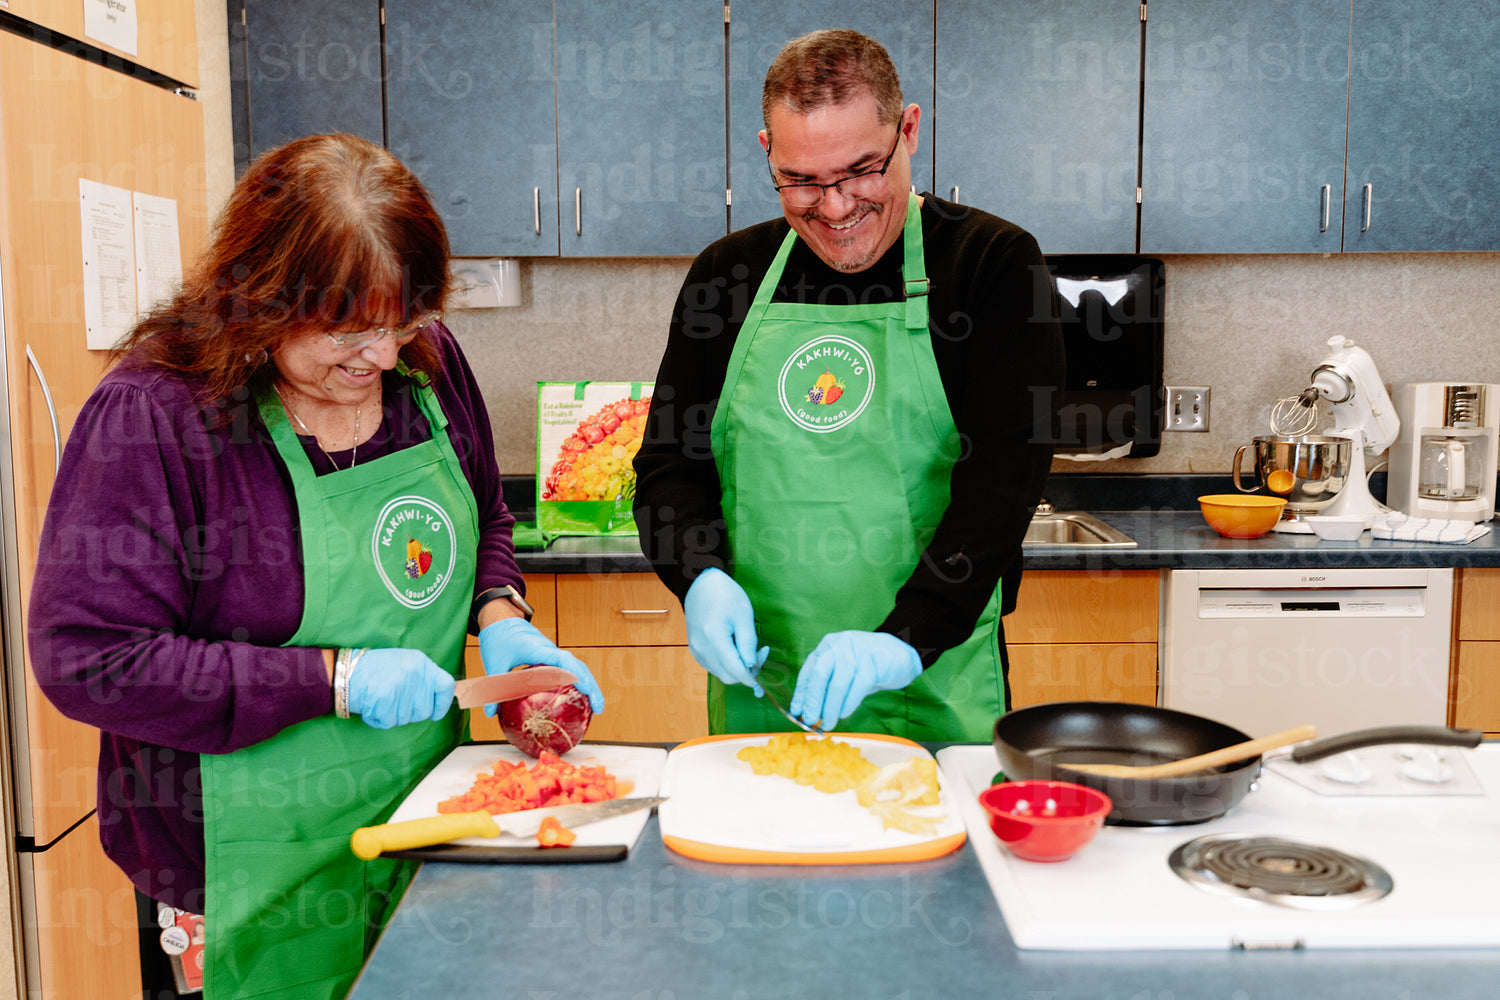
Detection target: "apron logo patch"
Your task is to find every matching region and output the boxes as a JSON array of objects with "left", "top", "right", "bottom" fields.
[
  {"left": 372, "top": 496, "right": 458, "bottom": 608},
  {"left": 778, "top": 335, "right": 875, "bottom": 433}
]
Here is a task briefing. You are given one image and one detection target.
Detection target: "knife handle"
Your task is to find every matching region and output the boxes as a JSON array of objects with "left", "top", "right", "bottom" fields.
[{"left": 350, "top": 811, "right": 501, "bottom": 859}]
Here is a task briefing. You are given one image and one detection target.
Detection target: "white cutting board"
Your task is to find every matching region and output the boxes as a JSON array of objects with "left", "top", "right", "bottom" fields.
[
  {"left": 388, "top": 743, "right": 666, "bottom": 853},
  {"left": 657, "top": 734, "right": 966, "bottom": 864}
]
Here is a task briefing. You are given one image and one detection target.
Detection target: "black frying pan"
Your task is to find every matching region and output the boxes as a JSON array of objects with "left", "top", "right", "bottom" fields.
[{"left": 992, "top": 701, "right": 1483, "bottom": 826}]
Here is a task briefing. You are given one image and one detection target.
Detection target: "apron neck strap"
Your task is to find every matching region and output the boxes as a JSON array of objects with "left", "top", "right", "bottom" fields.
[{"left": 900, "top": 192, "right": 929, "bottom": 332}]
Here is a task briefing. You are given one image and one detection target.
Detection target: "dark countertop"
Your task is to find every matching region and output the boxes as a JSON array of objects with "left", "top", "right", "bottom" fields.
[
  {"left": 349, "top": 746, "right": 1500, "bottom": 1000},
  {"left": 511, "top": 472, "right": 1500, "bottom": 574}
]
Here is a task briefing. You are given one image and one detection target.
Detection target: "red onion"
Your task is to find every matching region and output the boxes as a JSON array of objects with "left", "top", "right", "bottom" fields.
[{"left": 499, "top": 685, "right": 592, "bottom": 758}]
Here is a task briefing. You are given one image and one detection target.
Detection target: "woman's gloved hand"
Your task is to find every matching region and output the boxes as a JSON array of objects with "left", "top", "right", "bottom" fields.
[
  {"left": 683, "top": 567, "right": 766, "bottom": 696},
  {"left": 790, "top": 631, "right": 922, "bottom": 729},
  {"left": 347, "top": 648, "right": 456, "bottom": 730},
  {"left": 477, "top": 618, "right": 604, "bottom": 715}
]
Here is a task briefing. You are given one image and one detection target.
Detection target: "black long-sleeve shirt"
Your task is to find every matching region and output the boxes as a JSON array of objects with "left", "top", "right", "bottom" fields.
[{"left": 634, "top": 194, "right": 1064, "bottom": 664}]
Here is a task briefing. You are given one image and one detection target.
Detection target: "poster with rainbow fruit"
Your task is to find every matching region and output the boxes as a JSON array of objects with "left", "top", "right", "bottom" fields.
[{"left": 536, "top": 381, "right": 654, "bottom": 536}]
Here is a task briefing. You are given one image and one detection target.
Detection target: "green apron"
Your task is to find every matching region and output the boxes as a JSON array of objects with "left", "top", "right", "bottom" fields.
[
  {"left": 200, "top": 375, "right": 477, "bottom": 999},
  {"left": 708, "top": 193, "right": 1005, "bottom": 741}
]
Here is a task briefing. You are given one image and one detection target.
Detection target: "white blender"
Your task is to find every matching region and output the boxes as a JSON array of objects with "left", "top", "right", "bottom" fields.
[{"left": 1269, "top": 335, "right": 1400, "bottom": 533}]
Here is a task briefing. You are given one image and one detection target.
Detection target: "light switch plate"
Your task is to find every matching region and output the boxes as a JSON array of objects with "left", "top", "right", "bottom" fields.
[{"left": 1166, "top": 386, "right": 1211, "bottom": 432}]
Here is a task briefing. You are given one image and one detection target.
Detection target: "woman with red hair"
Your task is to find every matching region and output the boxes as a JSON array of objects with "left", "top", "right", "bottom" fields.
[{"left": 28, "top": 133, "right": 602, "bottom": 999}]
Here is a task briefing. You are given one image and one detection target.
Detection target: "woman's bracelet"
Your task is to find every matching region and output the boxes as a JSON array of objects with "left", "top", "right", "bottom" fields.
[{"left": 333, "top": 646, "right": 367, "bottom": 719}]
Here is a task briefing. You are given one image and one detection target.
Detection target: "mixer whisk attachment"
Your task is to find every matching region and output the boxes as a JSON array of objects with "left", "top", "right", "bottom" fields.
[{"left": 1270, "top": 389, "right": 1321, "bottom": 436}]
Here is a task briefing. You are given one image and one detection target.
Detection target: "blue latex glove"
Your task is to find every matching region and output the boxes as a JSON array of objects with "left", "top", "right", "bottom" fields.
[
  {"left": 683, "top": 567, "right": 766, "bottom": 696},
  {"left": 477, "top": 617, "right": 604, "bottom": 715},
  {"left": 347, "top": 648, "right": 455, "bottom": 730},
  {"left": 789, "top": 631, "right": 922, "bottom": 729}
]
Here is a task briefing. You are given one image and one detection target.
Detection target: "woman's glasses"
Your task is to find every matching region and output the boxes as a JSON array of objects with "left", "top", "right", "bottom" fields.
[{"left": 327, "top": 311, "right": 442, "bottom": 352}]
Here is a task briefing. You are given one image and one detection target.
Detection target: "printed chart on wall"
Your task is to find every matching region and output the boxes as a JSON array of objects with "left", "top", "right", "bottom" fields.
[
  {"left": 79, "top": 178, "right": 182, "bottom": 349},
  {"left": 536, "top": 381, "right": 654, "bottom": 537}
]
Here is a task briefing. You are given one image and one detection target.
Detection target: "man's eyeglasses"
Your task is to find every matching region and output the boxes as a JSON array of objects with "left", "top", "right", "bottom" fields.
[
  {"left": 327, "top": 311, "right": 442, "bottom": 351},
  {"left": 767, "top": 127, "right": 902, "bottom": 209}
]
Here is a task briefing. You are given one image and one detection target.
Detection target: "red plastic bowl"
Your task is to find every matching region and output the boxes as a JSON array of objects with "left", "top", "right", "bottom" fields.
[{"left": 978, "top": 780, "right": 1112, "bottom": 862}]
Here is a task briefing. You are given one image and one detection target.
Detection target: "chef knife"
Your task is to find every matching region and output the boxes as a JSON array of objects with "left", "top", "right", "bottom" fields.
[
  {"left": 350, "top": 796, "right": 667, "bottom": 858},
  {"left": 452, "top": 665, "right": 578, "bottom": 709}
]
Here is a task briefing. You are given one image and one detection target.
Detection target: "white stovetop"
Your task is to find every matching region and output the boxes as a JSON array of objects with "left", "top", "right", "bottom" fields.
[{"left": 937, "top": 744, "right": 1500, "bottom": 951}]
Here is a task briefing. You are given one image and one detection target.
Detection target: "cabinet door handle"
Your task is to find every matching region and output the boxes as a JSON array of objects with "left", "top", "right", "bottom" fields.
[
  {"left": 1319, "top": 184, "right": 1331, "bottom": 233},
  {"left": 532, "top": 187, "right": 541, "bottom": 236},
  {"left": 25, "top": 345, "right": 61, "bottom": 475},
  {"left": 1361, "top": 183, "right": 1373, "bottom": 232},
  {"left": 617, "top": 608, "right": 670, "bottom": 617},
  {"left": 574, "top": 187, "right": 582, "bottom": 237}
]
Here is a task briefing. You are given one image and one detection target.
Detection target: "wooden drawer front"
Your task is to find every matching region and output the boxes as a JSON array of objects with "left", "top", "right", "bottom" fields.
[
  {"left": 462, "top": 644, "right": 707, "bottom": 743},
  {"left": 1008, "top": 643, "right": 1158, "bottom": 708},
  {"left": 523, "top": 573, "right": 558, "bottom": 643},
  {"left": 1005, "top": 570, "right": 1159, "bottom": 644},
  {"left": 566, "top": 646, "right": 706, "bottom": 743},
  {"left": 1453, "top": 642, "right": 1500, "bottom": 735},
  {"left": 556, "top": 573, "right": 687, "bottom": 647},
  {"left": 1459, "top": 568, "right": 1500, "bottom": 641}
]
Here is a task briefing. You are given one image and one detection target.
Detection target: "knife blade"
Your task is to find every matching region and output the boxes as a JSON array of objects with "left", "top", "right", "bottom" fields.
[
  {"left": 350, "top": 796, "right": 667, "bottom": 858},
  {"left": 453, "top": 666, "right": 578, "bottom": 709}
]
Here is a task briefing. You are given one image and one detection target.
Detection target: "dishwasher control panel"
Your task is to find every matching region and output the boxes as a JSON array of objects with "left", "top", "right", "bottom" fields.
[{"left": 1197, "top": 587, "right": 1426, "bottom": 618}]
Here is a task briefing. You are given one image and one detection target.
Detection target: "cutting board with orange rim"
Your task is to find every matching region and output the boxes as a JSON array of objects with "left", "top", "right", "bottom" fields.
[{"left": 657, "top": 733, "right": 966, "bottom": 864}]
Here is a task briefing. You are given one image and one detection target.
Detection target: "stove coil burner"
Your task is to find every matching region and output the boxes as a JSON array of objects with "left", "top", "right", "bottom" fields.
[{"left": 1168, "top": 834, "right": 1394, "bottom": 910}]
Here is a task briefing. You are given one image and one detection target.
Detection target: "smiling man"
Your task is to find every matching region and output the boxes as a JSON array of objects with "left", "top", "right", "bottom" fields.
[{"left": 635, "top": 29, "right": 1065, "bottom": 740}]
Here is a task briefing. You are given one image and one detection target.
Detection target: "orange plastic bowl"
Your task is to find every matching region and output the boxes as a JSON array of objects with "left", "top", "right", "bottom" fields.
[
  {"left": 978, "top": 780, "right": 1112, "bottom": 862},
  {"left": 1198, "top": 494, "right": 1287, "bottom": 538}
]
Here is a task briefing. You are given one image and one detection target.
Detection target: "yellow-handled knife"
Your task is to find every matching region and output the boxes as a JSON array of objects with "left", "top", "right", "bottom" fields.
[{"left": 350, "top": 796, "right": 667, "bottom": 859}]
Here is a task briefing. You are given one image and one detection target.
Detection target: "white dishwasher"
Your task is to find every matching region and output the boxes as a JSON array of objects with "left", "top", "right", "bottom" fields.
[{"left": 1161, "top": 567, "right": 1454, "bottom": 735}]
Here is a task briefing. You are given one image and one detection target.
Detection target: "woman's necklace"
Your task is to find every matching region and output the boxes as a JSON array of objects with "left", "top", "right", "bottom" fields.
[{"left": 274, "top": 384, "right": 361, "bottom": 470}]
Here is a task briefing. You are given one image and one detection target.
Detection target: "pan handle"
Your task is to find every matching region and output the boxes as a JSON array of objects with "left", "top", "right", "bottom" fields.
[{"left": 1287, "top": 726, "right": 1483, "bottom": 764}]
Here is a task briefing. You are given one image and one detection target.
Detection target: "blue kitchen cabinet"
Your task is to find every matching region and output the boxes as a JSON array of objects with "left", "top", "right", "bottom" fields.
[
  {"left": 234, "top": 0, "right": 384, "bottom": 162},
  {"left": 554, "top": 0, "right": 727, "bottom": 256},
  {"left": 1343, "top": 1, "right": 1500, "bottom": 252},
  {"left": 935, "top": 0, "right": 1139, "bottom": 254},
  {"left": 1140, "top": 0, "right": 1349, "bottom": 253},
  {"left": 726, "top": 3, "right": 935, "bottom": 231},
  {"left": 385, "top": 0, "right": 559, "bottom": 256}
]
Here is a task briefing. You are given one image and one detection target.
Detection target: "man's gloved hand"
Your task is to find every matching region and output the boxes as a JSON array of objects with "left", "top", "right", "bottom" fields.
[
  {"left": 477, "top": 617, "right": 604, "bottom": 715},
  {"left": 347, "top": 648, "right": 456, "bottom": 730},
  {"left": 790, "top": 631, "right": 922, "bottom": 729},
  {"left": 683, "top": 567, "right": 766, "bottom": 696}
]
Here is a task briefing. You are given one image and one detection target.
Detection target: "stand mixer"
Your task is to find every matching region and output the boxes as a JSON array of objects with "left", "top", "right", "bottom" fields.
[{"left": 1269, "top": 335, "right": 1400, "bottom": 533}]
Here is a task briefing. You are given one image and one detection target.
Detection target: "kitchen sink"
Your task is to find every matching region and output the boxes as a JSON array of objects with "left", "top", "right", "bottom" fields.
[{"left": 1022, "top": 505, "right": 1136, "bottom": 547}]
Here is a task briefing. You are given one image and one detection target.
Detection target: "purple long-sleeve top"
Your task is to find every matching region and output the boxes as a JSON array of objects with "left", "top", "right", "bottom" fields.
[{"left": 26, "top": 324, "right": 518, "bottom": 909}]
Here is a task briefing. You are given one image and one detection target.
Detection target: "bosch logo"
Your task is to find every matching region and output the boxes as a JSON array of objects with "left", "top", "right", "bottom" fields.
[{"left": 1302, "top": 575, "right": 1327, "bottom": 583}]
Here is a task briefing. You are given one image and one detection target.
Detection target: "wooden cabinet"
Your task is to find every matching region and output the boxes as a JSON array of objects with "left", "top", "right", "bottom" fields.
[
  {"left": 8, "top": 0, "right": 200, "bottom": 86},
  {"left": 385, "top": 0, "right": 559, "bottom": 257},
  {"left": 935, "top": 0, "right": 1139, "bottom": 254},
  {"left": 1141, "top": 0, "right": 1500, "bottom": 253},
  {"left": 1141, "top": 0, "right": 1348, "bottom": 253},
  {"left": 463, "top": 572, "right": 706, "bottom": 743},
  {"left": 554, "top": 0, "right": 726, "bottom": 256},
  {"left": 233, "top": 0, "right": 726, "bottom": 256},
  {"left": 1342, "top": 2, "right": 1500, "bottom": 252},
  {"left": 727, "top": 2, "right": 935, "bottom": 231},
  {"left": 1453, "top": 567, "right": 1500, "bottom": 735},
  {"left": 1004, "top": 570, "right": 1159, "bottom": 707},
  {"left": 236, "top": 0, "right": 384, "bottom": 164},
  {"left": 554, "top": 572, "right": 705, "bottom": 741}
]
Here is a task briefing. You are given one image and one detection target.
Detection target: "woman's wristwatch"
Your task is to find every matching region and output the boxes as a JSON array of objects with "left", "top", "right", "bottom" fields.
[{"left": 469, "top": 585, "right": 534, "bottom": 632}]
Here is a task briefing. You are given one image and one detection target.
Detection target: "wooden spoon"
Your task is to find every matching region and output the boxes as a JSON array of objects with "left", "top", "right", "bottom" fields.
[{"left": 1061, "top": 725, "right": 1317, "bottom": 780}]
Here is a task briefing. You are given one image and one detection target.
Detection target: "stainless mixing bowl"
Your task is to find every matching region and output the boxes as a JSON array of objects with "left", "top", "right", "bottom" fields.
[{"left": 1232, "top": 435, "right": 1352, "bottom": 513}]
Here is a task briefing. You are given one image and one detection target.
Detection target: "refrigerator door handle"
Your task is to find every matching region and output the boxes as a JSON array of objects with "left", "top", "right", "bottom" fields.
[{"left": 25, "top": 345, "right": 60, "bottom": 474}]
